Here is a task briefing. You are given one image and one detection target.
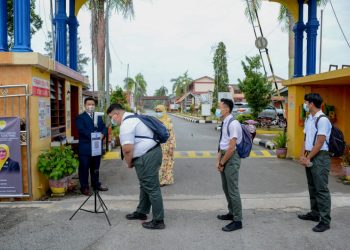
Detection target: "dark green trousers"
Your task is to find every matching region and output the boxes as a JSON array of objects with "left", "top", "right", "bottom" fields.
[
  {"left": 220, "top": 150, "right": 242, "bottom": 221},
  {"left": 305, "top": 151, "right": 331, "bottom": 225},
  {"left": 134, "top": 146, "right": 164, "bottom": 221}
]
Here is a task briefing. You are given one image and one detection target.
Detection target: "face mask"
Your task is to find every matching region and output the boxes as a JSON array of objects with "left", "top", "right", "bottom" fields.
[
  {"left": 155, "top": 112, "right": 163, "bottom": 118},
  {"left": 111, "top": 118, "right": 117, "bottom": 126},
  {"left": 303, "top": 103, "right": 309, "bottom": 112},
  {"left": 215, "top": 109, "right": 222, "bottom": 118},
  {"left": 86, "top": 105, "right": 95, "bottom": 113}
]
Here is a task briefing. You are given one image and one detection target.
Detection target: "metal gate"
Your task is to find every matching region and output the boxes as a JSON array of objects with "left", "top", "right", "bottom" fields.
[{"left": 0, "top": 84, "right": 32, "bottom": 198}]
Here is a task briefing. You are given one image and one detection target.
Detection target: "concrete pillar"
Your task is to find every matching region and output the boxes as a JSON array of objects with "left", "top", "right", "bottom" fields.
[
  {"left": 68, "top": 0, "right": 79, "bottom": 71},
  {"left": 293, "top": 0, "right": 305, "bottom": 78},
  {"left": 306, "top": 0, "right": 319, "bottom": 75},
  {"left": 12, "top": 0, "right": 32, "bottom": 52},
  {"left": 55, "top": 0, "right": 67, "bottom": 65},
  {"left": 0, "top": 0, "right": 8, "bottom": 51}
]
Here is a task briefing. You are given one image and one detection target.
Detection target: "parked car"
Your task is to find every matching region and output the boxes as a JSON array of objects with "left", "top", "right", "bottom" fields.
[{"left": 232, "top": 102, "right": 251, "bottom": 117}]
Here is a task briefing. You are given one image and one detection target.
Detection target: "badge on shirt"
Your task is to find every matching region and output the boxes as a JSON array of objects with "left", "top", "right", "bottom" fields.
[{"left": 91, "top": 132, "right": 102, "bottom": 156}]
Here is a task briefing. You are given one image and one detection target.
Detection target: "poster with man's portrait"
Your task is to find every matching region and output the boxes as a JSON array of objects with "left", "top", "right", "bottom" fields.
[{"left": 0, "top": 117, "right": 23, "bottom": 196}]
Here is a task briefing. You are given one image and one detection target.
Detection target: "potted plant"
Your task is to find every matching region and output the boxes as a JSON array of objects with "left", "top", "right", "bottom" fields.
[
  {"left": 38, "top": 145, "right": 79, "bottom": 196},
  {"left": 273, "top": 132, "right": 288, "bottom": 159},
  {"left": 342, "top": 151, "right": 350, "bottom": 181}
]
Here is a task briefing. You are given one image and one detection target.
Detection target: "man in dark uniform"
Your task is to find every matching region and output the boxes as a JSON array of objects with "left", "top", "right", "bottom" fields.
[{"left": 76, "top": 97, "right": 108, "bottom": 196}]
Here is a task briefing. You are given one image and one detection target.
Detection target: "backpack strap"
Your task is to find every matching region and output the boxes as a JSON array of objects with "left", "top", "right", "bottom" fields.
[
  {"left": 123, "top": 114, "right": 154, "bottom": 141},
  {"left": 226, "top": 117, "right": 235, "bottom": 138},
  {"left": 313, "top": 114, "right": 329, "bottom": 146}
]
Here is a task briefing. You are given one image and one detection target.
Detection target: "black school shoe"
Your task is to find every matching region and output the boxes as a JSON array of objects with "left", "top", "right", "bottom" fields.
[
  {"left": 298, "top": 212, "right": 320, "bottom": 222},
  {"left": 217, "top": 213, "right": 234, "bottom": 220},
  {"left": 312, "top": 222, "right": 330, "bottom": 232},
  {"left": 222, "top": 221, "right": 243, "bottom": 232},
  {"left": 142, "top": 220, "right": 166, "bottom": 230},
  {"left": 126, "top": 211, "right": 147, "bottom": 220}
]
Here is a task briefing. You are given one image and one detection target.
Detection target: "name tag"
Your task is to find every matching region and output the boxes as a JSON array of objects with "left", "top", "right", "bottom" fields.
[{"left": 91, "top": 132, "right": 102, "bottom": 156}]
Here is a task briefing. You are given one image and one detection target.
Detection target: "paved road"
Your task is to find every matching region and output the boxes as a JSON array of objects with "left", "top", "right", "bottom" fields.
[{"left": 1, "top": 113, "right": 349, "bottom": 250}]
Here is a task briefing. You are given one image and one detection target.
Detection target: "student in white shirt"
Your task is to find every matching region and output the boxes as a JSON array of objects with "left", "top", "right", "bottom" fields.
[
  {"left": 299, "top": 93, "right": 332, "bottom": 233},
  {"left": 107, "top": 103, "right": 165, "bottom": 230},
  {"left": 216, "top": 98, "right": 243, "bottom": 232}
]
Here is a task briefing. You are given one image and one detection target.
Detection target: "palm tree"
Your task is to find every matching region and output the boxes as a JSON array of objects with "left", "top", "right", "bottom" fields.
[
  {"left": 123, "top": 77, "right": 136, "bottom": 91},
  {"left": 134, "top": 73, "right": 148, "bottom": 106},
  {"left": 88, "top": 0, "right": 134, "bottom": 110},
  {"left": 155, "top": 86, "right": 168, "bottom": 97},
  {"left": 171, "top": 71, "right": 193, "bottom": 98}
]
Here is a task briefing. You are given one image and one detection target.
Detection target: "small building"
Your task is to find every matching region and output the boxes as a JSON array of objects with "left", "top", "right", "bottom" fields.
[{"left": 283, "top": 68, "right": 350, "bottom": 173}]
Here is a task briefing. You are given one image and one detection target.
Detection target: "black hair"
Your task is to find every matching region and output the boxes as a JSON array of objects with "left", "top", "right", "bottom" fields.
[
  {"left": 107, "top": 103, "right": 125, "bottom": 114},
  {"left": 304, "top": 93, "right": 323, "bottom": 109},
  {"left": 84, "top": 97, "right": 97, "bottom": 105},
  {"left": 220, "top": 98, "right": 234, "bottom": 113}
]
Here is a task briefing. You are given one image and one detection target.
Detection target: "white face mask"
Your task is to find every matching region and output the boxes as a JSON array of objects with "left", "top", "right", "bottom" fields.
[
  {"left": 215, "top": 109, "right": 222, "bottom": 118},
  {"left": 86, "top": 105, "right": 95, "bottom": 113},
  {"left": 303, "top": 103, "right": 310, "bottom": 112},
  {"left": 111, "top": 118, "right": 117, "bottom": 126},
  {"left": 155, "top": 112, "right": 163, "bottom": 118}
]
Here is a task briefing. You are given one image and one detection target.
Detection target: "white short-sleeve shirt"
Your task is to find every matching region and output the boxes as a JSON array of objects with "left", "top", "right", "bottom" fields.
[
  {"left": 304, "top": 110, "right": 332, "bottom": 151},
  {"left": 119, "top": 112, "right": 157, "bottom": 158},
  {"left": 219, "top": 114, "right": 242, "bottom": 150}
]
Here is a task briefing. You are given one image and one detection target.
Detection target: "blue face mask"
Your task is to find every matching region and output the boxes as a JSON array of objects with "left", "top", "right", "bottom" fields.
[
  {"left": 303, "top": 103, "right": 310, "bottom": 113},
  {"left": 111, "top": 118, "right": 117, "bottom": 126},
  {"left": 215, "top": 109, "right": 222, "bottom": 118}
]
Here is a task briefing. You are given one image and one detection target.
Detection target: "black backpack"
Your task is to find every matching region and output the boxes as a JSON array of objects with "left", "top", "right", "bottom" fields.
[{"left": 314, "top": 115, "right": 346, "bottom": 157}]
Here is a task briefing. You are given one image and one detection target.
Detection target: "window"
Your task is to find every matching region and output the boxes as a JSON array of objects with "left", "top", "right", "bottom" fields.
[{"left": 50, "top": 77, "right": 66, "bottom": 140}]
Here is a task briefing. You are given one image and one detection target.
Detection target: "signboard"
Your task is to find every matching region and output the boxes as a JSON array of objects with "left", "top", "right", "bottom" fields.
[
  {"left": 201, "top": 103, "right": 211, "bottom": 116},
  {"left": 218, "top": 92, "right": 233, "bottom": 102},
  {"left": 32, "top": 77, "right": 50, "bottom": 97},
  {"left": 91, "top": 132, "right": 102, "bottom": 156},
  {"left": 38, "top": 99, "right": 51, "bottom": 139},
  {"left": 0, "top": 117, "right": 23, "bottom": 195}
]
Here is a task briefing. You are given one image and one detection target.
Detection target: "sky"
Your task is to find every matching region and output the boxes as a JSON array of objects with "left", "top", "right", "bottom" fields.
[{"left": 32, "top": 0, "right": 350, "bottom": 96}]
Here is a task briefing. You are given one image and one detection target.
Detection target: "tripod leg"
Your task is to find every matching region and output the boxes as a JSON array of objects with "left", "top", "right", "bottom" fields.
[
  {"left": 98, "top": 193, "right": 109, "bottom": 211},
  {"left": 69, "top": 193, "right": 93, "bottom": 221},
  {"left": 97, "top": 193, "right": 112, "bottom": 226}
]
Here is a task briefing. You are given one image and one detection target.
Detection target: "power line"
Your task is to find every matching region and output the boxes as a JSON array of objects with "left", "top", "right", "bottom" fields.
[{"left": 329, "top": 0, "right": 350, "bottom": 49}]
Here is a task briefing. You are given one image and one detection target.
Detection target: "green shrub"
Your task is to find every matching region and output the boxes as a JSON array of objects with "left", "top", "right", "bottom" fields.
[
  {"left": 38, "top": 146, "right": 79, "bottom": 180},
  {"left": 236, "top": 114, "right": 255, "bottom": 123},
  {"left": 273, "top": 132, "right": 288, "bottom": 149}
]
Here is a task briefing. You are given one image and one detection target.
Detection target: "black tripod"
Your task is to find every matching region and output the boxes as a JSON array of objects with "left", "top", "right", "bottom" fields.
[{"left": 69, "top": 189, "right": 111, "bottom": 226}]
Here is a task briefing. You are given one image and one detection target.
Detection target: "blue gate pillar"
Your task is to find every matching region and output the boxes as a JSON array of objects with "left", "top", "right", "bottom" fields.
[
  {"left": 0, "top": 0, "right": 8, "bottom": 51},
  {"left": 12, "top": 0, "right": 32, "bottom": 52},
  {"left": 68, "top": 0, "right": 78, "bottom": 71},
  {"left": 293, "top": 0, "right": 305, "bottom": 78},
  {"left": 55, "top": 0, "right": 67, "bottom": 65},
  {"left": 306, "top": 0, "right": 319, "bottom": 75}
]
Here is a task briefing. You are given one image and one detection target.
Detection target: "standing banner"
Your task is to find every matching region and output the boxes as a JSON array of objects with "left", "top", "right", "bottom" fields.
[{"left": 0, "top": 117, "right": 23, "bottom": 195}]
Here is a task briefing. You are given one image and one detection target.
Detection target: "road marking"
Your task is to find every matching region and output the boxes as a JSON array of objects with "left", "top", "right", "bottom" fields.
[{"left": 103, "top": 150, "right": 276, "bottom": 160}]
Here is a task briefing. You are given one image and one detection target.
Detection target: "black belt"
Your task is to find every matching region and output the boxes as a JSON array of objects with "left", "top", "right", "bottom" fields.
[
  {"left": 132, "top": 144, "right": 160, "bottom": 162},
  {"left": 304, "top": 150, "right": 329, "bottom": 157}
]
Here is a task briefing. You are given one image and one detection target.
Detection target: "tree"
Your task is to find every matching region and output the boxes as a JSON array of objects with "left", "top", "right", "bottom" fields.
[
  {"left": 123, "top": 77, "right": 136, "bottom": 91},
  {"left": 155, "top": 86, "right": 168, "bottom": 96},
  {"left": 171, "top": 71, "right": 193, "bottom": 98},
  {"left": 44, "top": 32, "right": 90, "bottom": 74},
  {"left": 110, "top": 86, "right": 128, "bottom": 106},
  {"left": 6, "top": 0, "right": 43, "bottom": 49},
  {"left": 88, "top": 0, "right": 134, "bottom": 110},
  {"left": 213, "top": 41, "right": 229, "bottom": 104},
  {"left": 134, "top": 73, "right": 147, "bottom": 106},
  {"left": 238, "top": 55, "right": 272, "bottom": 118}
]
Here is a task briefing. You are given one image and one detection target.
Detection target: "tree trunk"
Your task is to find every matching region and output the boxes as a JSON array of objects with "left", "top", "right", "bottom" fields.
[
  {"left": 96, "top": 0, "right": 106, "bottom": 110},
  {"left": 287, "top": 10, "right": 295, "bottom": 79}
]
